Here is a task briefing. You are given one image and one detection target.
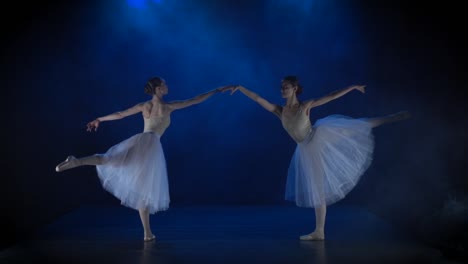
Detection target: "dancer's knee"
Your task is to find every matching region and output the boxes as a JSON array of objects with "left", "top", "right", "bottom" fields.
[{"left": 94, "top": 154, "right": 105, "bottom": 165}]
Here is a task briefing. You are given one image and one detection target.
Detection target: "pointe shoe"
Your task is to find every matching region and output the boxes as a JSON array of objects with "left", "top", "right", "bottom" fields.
[
  {"left": 144, "top": 234, "right": 156, "bottom": 242},
  {"left": 55, "top": 156, "right": 78, "bottom": 172},
  {"left": 300, "top": 232, "right": 325, "bottom": 241}
]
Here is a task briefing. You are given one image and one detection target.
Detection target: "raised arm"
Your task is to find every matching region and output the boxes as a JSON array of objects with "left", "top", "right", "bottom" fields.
[
  {"left": 86, "top": 102, "right": 144, "bottom": 132},
  {"left": 168, "top": 86, "right": 233, "bottom": 111},
  {"left": 304, "top": 85, "right": 365, "bottom": 110},
  {"left": 234, "top": 86, "right": 282, "bottom": 117}
]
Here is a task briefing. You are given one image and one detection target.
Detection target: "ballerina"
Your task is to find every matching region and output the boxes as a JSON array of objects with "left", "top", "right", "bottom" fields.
[
  {"left": 56, "top": 77, "right": 234, "bottom": 241},
  {"left": 231, "top": 76, "right": 410, "bottom": 240}
]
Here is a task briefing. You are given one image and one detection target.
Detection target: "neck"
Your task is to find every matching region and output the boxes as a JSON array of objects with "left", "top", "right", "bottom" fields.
[
  {"left": 152, "top": 94, "right": 164, "bottom": 103},
  {"left": 285, "top": 95, "right": 299, "bottom": 107}
]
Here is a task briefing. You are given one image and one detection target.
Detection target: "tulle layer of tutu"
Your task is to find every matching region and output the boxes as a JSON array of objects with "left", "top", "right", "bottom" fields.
[
  {"left": 96, "top": 132, "right": 169, "bottom": 214},
  {"left": 285, "top": 115, "right": 374, "bottom": 208}
]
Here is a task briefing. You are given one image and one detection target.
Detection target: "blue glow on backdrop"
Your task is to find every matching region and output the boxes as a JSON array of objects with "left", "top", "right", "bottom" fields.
[
  {"left": 15, "top": 0, "right": 370, "bottom": 204},
  {"left": 127, "top": 0, "right": 146, "bottom": 9}
]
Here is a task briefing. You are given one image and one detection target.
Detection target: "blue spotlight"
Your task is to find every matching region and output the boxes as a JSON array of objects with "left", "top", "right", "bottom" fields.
[
  {"left": 270, "top": 0, "right": 315, "bottom": 15},
  {"left": 127, "top": 0, "right": 146, "bottom": 9},
  {"left": 127, "top": 0, "right": 162, "bottom": 9}
]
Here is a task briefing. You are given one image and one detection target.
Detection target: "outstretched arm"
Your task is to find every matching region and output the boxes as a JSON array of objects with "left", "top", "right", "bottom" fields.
[
  {"left": 168, "top": 86, "right": 234, "bottom": 111},
  {"left": 304, "top": 85, "right": 365, "bottom": 110},
  {"left": 86, "top": 102, "right": 144, "bottom": 132},
  {"left": 233, "top": 86, "right": 282, "bottom": 117}
]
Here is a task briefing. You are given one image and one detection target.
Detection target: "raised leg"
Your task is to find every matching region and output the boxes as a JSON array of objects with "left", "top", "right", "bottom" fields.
[
  {"left": 362, "top": 111, "right": 411, "bottom": 128},
  {"left": 55, "top": 154, "right": 105, "bottom": 172}
]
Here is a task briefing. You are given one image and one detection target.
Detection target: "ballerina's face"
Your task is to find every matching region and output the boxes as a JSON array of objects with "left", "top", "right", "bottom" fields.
[
  {"left": 281, "top": 80, "right": 297, "bottom": 98},
  {"left": 157, "top": 80, "right": 169, "bottom": 95}
]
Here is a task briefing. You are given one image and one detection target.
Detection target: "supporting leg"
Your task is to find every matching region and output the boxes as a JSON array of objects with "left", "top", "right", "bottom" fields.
[
  {"left": 300, "top": 205, "right": 326, "bottom": 241},
  {"left": 139, "top": 208, "right": 155, "bottom": 242}
]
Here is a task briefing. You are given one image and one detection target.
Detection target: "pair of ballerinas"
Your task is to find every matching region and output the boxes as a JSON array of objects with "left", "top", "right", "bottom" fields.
[{"left": 56, "top": 76, "right": 410, "bottom": 242}]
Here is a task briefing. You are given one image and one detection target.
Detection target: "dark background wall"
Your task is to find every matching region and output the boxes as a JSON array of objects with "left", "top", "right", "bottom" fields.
[{"left": 3, "top": 0, "right": 466, "bottom": 257}]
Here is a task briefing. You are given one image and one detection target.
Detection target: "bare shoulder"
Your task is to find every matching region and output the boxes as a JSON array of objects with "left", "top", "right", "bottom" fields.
[
  {"left": 165, "top": 99, "right": 186, "bottom": 111},
  {"left": 302, "top": 98, "right": 317, "bottom": 110},
  {"left": 275, "top": 104, "right": 283, "bottom": 112},
  {"left": 163, "top": 101, "right": 177, "bottom": 114},
  {"left": 273, "top": 104, "right": 283, "bottom": 118},
  {"left": 141, "top": 100, "right": 152, "bottom": 108},
  {"left": 140, "top": 101, "right": 152, "bottom": 117}
]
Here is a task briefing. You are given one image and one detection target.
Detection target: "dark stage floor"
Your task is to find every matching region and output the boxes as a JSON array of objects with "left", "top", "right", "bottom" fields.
[{"left": 0, "top": 205, "right": 460, "bottom": 264}]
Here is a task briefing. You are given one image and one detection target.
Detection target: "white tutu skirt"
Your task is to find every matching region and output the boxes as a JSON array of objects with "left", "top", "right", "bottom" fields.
[
  {"left": 285, "top": 115, "right": 374, "bottom": 208},
  {"left": 96, "top": 132, "right": 169, "bottom": 214}
]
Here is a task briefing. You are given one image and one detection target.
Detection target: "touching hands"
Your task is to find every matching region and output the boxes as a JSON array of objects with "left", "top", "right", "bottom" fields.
[
  {"left": 86, "top": 119, "right": 100, "bottom": 132},
  {"left": 229, "top": 85, "right": 243, "bottom": 95},
  {"left": 216, "top": 85, "right": 238, "bottom": 93}
]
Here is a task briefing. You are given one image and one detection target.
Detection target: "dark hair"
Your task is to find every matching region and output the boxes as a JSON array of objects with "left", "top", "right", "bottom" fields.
[
  {"left": 144, "top": 77, "right": 163, "bottom": 95},
  {"left": 282, "top": 75, "right": 303, "bottom": 95}
]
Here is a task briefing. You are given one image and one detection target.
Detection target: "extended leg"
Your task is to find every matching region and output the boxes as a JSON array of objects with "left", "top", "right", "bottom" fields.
[
  {"left": 55, "top": 154, "right": 105, "bottom": 172},
  {"left": 363, "top": 111, "right": 411, "bottom": 128}
]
